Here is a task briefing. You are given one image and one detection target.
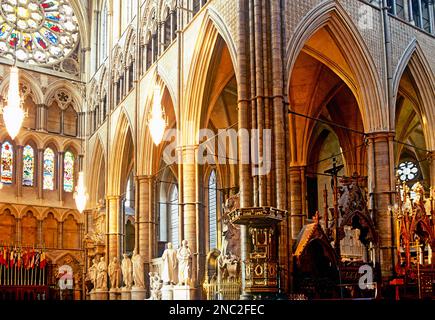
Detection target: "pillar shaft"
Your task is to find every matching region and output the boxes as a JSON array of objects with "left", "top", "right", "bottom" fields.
[
  {"left": 368, "top": 132, "right": 395, "bottom": 280},
  {"left": 181, "top": 145, "right": 205, "bottom": 286},
  {"left": 107, "top": 195, "right": 123, "bottom": 262},
  {"left": 57, "top": 221, "right": 63, "bottom": 248},
  {"left": 289, "top": 166, "right": 304, "bottom": 239},
  {"left": 137, "top": 175, "right": 155, "bottom": 262},
  {"left": 16, "top": 145, "right": 23, "bottom": 198},
  {"left": 430, "top": 152, "right": 435, "bottom": 188},
  {"left": 181, "top": 146, "right": 198, "bottom": 254},
  {"left": 37, "top": 149, "right": 44, "bottom": 199}
]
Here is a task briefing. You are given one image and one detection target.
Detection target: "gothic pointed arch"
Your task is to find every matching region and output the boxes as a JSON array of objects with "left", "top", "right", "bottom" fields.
[
  {"left": 89, "top": 135, "right": 106, "bottom": 207},
  {"left": 393, "top": 39, "right": 435, "bottom": 151},
  {"left": 108, "top": 111, "right": 134, "bottom": 195},
  {"left": 183, "top": 14, "right": 238, "bottom": 145},
  {"left": 286, "top": 0, "right": 385, "bottom": 132}
]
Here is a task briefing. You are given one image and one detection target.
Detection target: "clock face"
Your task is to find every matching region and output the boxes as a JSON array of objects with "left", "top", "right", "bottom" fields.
[{"left": 0, "top": 0, "right": 79, "bottom": 65}]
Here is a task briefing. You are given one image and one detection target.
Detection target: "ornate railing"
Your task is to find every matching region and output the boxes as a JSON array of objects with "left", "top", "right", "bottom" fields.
[{"left": 203, "top": 278, "right": 241, "bottom": 300}]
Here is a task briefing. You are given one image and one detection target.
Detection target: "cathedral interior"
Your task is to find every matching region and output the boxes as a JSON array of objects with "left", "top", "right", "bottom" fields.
[{"left": 0, "top": 0, "right": 434, "bottom": 301}]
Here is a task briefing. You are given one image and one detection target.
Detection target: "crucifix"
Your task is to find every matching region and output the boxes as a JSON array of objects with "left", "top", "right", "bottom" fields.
[{"left": 324, "top": 157, "right": 344, "bottom": 255}]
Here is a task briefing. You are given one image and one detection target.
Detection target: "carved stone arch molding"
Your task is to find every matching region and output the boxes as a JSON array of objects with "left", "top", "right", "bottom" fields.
[
  {"left": 52, "top": 252, "right": 84, "bottom": 293},
  {"left": 285, "top": 0, "right": 385, "bottom": 132},
  {"left": 53, "top": 252, "right": 82, "bottom": 268},
  {"left": 0, "top": 70, "right": 44, "bottom": 105},
  {"left": 392, "top": 39, "right": 435, "bottom": 150},
  {"left": 337, "top": 178, "right": 378, "bottom": 246},
  {"left": 142, "top": 1, "right": 158, "bottom": 41},
  {"left": 88, "top": 79, "right": 100, "bottom": 108},
  {"left": 124, "top": 27, "right": 137, "bottom": 65},
  {"left": 112, "top": 46, "right": 124, "bottom": 80},
  {"left": 45, "top": 82, "right": 83, "bottom": 113}
]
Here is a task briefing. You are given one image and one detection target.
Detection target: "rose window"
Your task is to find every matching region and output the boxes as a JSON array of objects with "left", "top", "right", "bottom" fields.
[
  {"left": 0, "top": 0, "right": 79, "bottom": 65},
  {"left": 397, "top": 161, "right": 419, "bottom": 182}
]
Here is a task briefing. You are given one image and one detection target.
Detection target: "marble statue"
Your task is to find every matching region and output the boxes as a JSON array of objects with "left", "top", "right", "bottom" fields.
[
  {"left": 148, "top": 272, "right": 163, "bottom": 300},
  {"left": 177, "top": 240, "right": 192, "bottom": 286},
  {"left": 161, "top": 242, "right": 178, "bottom": 285},
  {"left": 108, "top": 257, "right": 122, "bottom": 289},
  {"left": 88, "top": 258, "right": 98, "bottom": 290},
  {"left": 96, "top": 257, "right": 108, "bottom": 290},
  {"left": 132, "top": 250, "right": 145, "bottom": 288},
  {"left": 121, "top": 253, "right": 133, "bottom": 289}
]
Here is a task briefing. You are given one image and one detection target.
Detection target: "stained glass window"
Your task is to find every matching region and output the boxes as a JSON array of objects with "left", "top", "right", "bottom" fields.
[
  {"left": 43, "top": 147, "right": 55, "bottom": 190},
  {"left": 63, "top": 150, "right": 74, "bottom": 192},
  {"left": 170, "top": 186, "right": 179, "bottom": 249},
  {"left": 99, "top": 1, "right": 108, "bottom": 63},
  {"left": 1, "top": 142, "right": 13, "bottom": 184},
  {"left": 0, "top": 0, "right": 79, "bottom": 65},
  {"left": 397, "top": 161, "right": 419, "bottom": 182},
  {"left": 22, "top": 145, "right": 34, "bottom": 186}
]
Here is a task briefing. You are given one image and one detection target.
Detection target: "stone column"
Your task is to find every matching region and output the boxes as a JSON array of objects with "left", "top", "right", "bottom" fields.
[
  {"left": 429, "top": 1, "right": 435, "bottom": 34},
  {"left": 36, "top": 104, "right": 46, "bottom": 131},
  {"left": 407, "top": 0, "right": 415, "bottom": 24},
  {"left": 136, "top": 175, "right": 155, "bottom": 262},
  {"left": 38, "top": 220, "right": 43, "bottom": 247},
  {"left": 37, "top": 149, "right": 44, "bottom": 199},
  {"left": 170, "top": 10, "right": 176, "bottom": 40},
  {"left": 16, "top": 145, "right": 23, "bottom": 197},
  {"left": 181, "top": 146, "right": 197, "bottom": 251},
  {"left": 367, "top": 132, "right": 395, "bottom": 280},
  {"left": 58, "top": 152, "right": 64, "bottom": 202},
  {"left": 78, "top": 223, "right": 84, "bottom": 249},
  {"left": 136, "top": 175, "right": 155, "bottom": 295},
  {"left": 430, "top": 152, "right": 435, "bottom": 188},
  {"left": 289, "top": 166, "right": 304, "bottom": 239},
  {"left": 16, "top": 218, "right": 21, "bottom": 244},
  {"left": 107, "top": 195, "right": 122, "bottom": 262},
  {"left": 237, "top": 0, "right": 253, "bottom": 299},
  {"left": 181, "top": 145, "right": 204, "bottom": 287},
  {"left": 57, "top": 221, "right": 63, "bottom": 249}
]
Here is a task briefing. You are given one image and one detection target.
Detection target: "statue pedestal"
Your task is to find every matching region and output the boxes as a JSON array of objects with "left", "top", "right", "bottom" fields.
[
  {"left": 89, "top": 291, "right": 97, "bottom": 300},
  {"left": 131, "top": 286, "right": 147, "bottom": 300},
  {"left": 121, "top": 288, "right": 131, "bottom": 300},
  {"left": 95, "top": 289, "right": 109, "bottom": 300},
  {"left": 109, "top": 288, "right": 121, "bottom": 300},
  {"left": 161, "top": 285, "right": 174, "bottom": 300},
  {"left": 173, "top": 285, "right": 195, "bottom": 300}
]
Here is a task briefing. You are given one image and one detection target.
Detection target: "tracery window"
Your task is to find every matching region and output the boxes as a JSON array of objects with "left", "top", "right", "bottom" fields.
[
  {"left": 63, "top": 150, "right": 74, "bottom": 192},
  {"left": 99, "top": 1, "right": 108, "bottom": 63},
  {"left": 121, "top": 0, "right": 135, "bottom": 31},
  {"left": 22, "top": 144, "right": 35, "bottom": 187},
  {"left": 397, "top": 161, "right": 419, "bottom": 182},
  {"left": 43, "top": 147, "right": 55, "bottom": 190},
  {"left": 0, "top": 0, "right": 79, "bottom": 65},
  {"left": 169, "top": 186, "right": 179, "bottom": 249},
  {"left": 1, "top": 142, "right": 13, "bottom": 184},
  {"left": 208, "top": 170, "right": 218, "bottom": 250}
]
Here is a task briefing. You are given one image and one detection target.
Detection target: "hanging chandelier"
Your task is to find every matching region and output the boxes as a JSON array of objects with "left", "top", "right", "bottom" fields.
[
  {"left": 148, "top": 85, "right": 166, "bottom": 145},
  {"left": 74, "top": 171, "right": 88, "bottom": 213},
  {"left": 1, "top": 5, "right": 26, "bottom": 140},
  {"left": 1, "top": 66, "right": 25, "bottom": 140}
]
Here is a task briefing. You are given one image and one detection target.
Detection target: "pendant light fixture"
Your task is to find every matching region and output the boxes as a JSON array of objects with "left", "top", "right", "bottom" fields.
[
  {"left": 74, "top": 171, "right": 87, "bottom": 213},
  {"left": 1, "top": 6, "right": 26, "bottom": 140},
  {"left": 147, "top": 3, "right": 166, "bottom": 146},
  {"left": 74, "top": 134, "right": 88, "bottom": 213},
  {"left": 148, "top": 83, "right": 166, "bottom": 145}
]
